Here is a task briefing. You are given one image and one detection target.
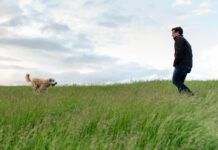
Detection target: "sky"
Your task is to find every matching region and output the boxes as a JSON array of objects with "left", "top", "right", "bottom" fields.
[{"left": 0, "top": 0, "right": 218, "bottom": 85}]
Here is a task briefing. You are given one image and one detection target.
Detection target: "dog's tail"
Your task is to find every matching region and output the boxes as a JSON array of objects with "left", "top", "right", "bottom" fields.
[{"left": 25, "top": 74, "right": 31, "bottom": 82}]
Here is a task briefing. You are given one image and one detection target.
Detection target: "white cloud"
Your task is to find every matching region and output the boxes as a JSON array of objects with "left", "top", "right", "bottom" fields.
[
  {"left": 191, "top": 44, "right": 218, "bottom": 80},
  {"left": 173, "top": 0, "right": 192, "bottom": 7},
  {"left": 94, "top": 26, "right": 173, "bottom": 70},
  {"left": 192, "top": 2, "right": 212, "bottom": 16},
  {"left": 0, "top": 1, "right": 21, "bottom": 18},
  {"left": 0, "top": 41, "right": 172, "bottom": 85},
  {"left": 0, "top": 0, "right": 218, "bottom": 85},
  {"left": 178, "top": 2, "right": 212, "bottom": 20}
]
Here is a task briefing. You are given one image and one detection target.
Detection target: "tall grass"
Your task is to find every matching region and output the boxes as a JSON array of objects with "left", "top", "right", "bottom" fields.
[{"left": 0, "top": 81, "right": 218, "bottom": 149}]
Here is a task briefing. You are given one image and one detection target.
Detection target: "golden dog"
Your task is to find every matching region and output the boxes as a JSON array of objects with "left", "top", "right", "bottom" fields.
[{"left": 25, "top": 74, "right": 57, "bottom": 93}]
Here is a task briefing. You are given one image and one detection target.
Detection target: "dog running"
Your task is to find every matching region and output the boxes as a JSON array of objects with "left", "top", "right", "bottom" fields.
[{"left": 25, "top": 74, "right": 57, "bottom": 93}]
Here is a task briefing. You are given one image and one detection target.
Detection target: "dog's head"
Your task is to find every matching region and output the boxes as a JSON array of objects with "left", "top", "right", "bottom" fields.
[{"left": 48, "top": 78, "right": 57, "bottom": 86}]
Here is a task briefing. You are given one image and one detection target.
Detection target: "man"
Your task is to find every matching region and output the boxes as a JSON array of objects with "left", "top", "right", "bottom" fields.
[{"left": 171, "top": 27, "right": 194, "bottom": 95}]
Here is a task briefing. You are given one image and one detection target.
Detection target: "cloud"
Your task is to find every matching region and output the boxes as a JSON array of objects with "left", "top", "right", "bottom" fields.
[
  {"left": 0, "top": 32, "right": 94, "bottom": 51},
  {"left": 0, "top": 16, "right": 28, "bottom": 27},
  {"left": 0, "top": 69, "right": 27, "bottom": 85},
  {"left": 37, "top": 0, "right": 59, "bottom": 8},
  {"left": 0, "top": 0, "right": 217, "bottom": 85},
  {"left": 23, "top": 63, "right": 171, "bottom": 85},
  {"left": 0, "top": 53, "right": 172, "bottom": 85},
  {"left": 192, "top": 44, "right": 218, "bottom": 80},
  {"left": 0, "top": 64, "right": 26, "bottom": 70},
  {"left": 0, "top": 0, "right": 22, "bottom": 19},
  {"left": 64, "top": 52, "right": 118, "bottom": 65},
  {"left": 84, "top": 0, "right": 110, "bottom": 6},
  {"left": 53, "top": 62, "right": 171, "bottom": 85},
  {"left": 0, "top": 37, "right": 70, "bottom": 51},
  {"left": 0, "top": 46, "right": 119, "bottom": 75},
  {"left": 70, "top": 33, "right": 94, "bottom": 50},
  {"left": 96, "top": 11, "right": 135, "bottom": 28},
  {"left": 191, "top": 2, "right": 212, "bottom": 16},
  {"left": 173, "top": 0, "right": 192, "bottom": 7},
  {"left": 0, "top": 56, "right": 20, "bottom": 62},
  {"left": 41, "top": 22, "right": 70, "bottom": 33},
  {"left": 177, "top": 2, "right": 212, "bottom": 20}
]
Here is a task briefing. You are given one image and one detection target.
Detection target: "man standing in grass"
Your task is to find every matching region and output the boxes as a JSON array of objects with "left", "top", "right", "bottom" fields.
[{"left": 171, "top": 27, "right": 194, "bottom": 96}]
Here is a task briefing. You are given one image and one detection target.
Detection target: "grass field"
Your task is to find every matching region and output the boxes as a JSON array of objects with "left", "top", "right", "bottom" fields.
[{"left": 0, "top": 81, "right": 218, "bottom": 149}]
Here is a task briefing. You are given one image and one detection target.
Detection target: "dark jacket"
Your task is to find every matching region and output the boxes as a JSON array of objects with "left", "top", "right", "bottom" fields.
[{"left": 173, "top": 36, "right": 193, "bottom": 67}]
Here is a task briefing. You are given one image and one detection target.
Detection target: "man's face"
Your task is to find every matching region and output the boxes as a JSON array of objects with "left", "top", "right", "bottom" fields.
[{"left": 172, "top": 30, "right": 180, "bottom": 38}]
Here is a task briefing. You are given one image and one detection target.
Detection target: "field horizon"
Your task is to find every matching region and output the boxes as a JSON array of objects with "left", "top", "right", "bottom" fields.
[{"left": 0, "top": 81, "right": 218, "bottom": 149}]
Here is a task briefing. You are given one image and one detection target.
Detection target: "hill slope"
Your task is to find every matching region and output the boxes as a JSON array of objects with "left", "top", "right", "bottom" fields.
[{"left": 0, "top": 81, "right": 218, "bottom": 149}]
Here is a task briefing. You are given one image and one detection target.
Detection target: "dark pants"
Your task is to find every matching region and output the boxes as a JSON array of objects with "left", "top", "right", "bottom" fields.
[{"left": 172, "top": 65, "right": 193, "bottom": 94}]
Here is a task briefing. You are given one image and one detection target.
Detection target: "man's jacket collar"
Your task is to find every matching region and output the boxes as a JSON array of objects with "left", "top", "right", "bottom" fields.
[{"left": 174, "top": 35, "right": 183, "bottom": 40}]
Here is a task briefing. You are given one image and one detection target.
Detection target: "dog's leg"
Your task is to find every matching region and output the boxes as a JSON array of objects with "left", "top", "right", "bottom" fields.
[
  {"left": 32, "top": 85, "right": 37, "bottom": 93},
  {"left": 39, "top": 84, "right": 47, "bottom": 93},
  {"left": 32, "top": 83, "right": 40, "bottom": 94},
  {"left": 34, "top": 86, "right": 40, "bottom": 94}
]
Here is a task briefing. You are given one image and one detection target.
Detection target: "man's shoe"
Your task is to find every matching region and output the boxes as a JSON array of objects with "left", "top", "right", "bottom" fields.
[{"left": 180, "top": 89, "right": 194, "bottom": 96}]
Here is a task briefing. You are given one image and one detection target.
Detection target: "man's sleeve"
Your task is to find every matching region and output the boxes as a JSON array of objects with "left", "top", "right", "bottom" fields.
[{"left": 173, "top": 38, "right": 185, "bottom": 67}]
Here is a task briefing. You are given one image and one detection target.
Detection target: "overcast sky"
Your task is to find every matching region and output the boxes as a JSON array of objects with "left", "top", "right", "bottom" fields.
[{"left": 0, "top": 0, "right": 218, "bottom": 85}]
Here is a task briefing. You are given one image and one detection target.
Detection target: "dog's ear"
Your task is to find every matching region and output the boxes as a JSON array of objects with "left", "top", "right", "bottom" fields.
[{"left": 48, "top": 78, "right": 53, "bottom": 82}]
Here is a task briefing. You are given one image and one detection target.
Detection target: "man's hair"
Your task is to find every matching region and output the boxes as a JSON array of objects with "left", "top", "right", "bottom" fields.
[{"left": 172, "top": 27, "right": 183, "bottom": 35}]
